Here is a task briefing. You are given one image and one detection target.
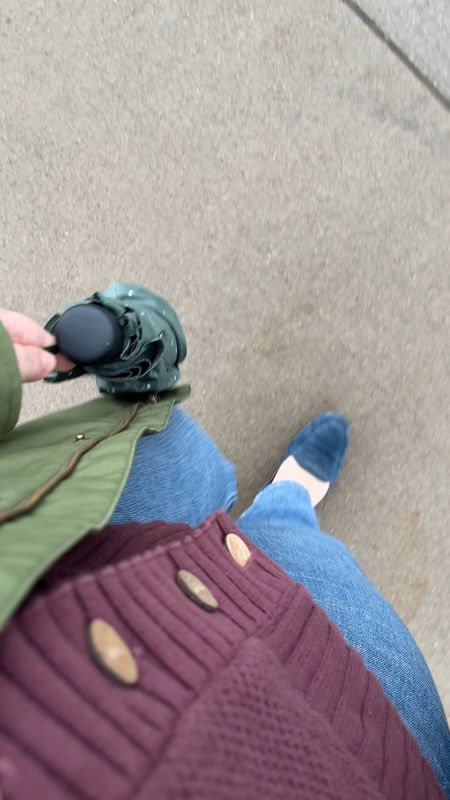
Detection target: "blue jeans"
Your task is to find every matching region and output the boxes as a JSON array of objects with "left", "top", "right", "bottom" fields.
[{"left": 112, "top": 407, "right": 450, "bottom": 796}]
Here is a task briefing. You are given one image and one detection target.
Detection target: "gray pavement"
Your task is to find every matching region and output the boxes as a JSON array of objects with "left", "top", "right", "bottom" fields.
[
  {"left": 1, "top": 0, "right": 449, "bottom": 713},
  {"left": 345, "top": 0, "right": 450, "bottom": 105}
]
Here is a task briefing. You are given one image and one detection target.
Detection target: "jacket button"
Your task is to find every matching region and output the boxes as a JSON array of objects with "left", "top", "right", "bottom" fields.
[
  {"left": 225, "top": 533, "right": 251, "bottom": 567},
  {"left": 87, "top": 619, "right": 138, "bottom": 686},
  {"left": 176, "top": 570, "right": 219, "bottom": 612}
]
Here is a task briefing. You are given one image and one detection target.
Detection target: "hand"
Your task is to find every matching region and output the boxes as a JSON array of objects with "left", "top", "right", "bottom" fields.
[{"left": 0, "top": 309, "right": 74, "bottom": 383}]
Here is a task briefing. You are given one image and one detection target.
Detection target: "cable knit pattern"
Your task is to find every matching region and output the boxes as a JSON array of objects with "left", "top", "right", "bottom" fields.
[{"left": 0, "top": 513, "right": 443, "bottom": 800}]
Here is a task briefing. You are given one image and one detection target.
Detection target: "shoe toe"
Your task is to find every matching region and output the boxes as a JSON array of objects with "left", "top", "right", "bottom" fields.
[{"left": 288, "top": 412, "right": 350, "bottom": 483}]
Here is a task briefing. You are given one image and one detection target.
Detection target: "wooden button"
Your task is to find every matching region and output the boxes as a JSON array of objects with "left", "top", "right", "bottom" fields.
[
  {"left": 225, "top": 533, "right": 251, "bottom": 567},
  {"left": 176, "top": 570, "right": 219, "bottom": 612},
  {"left": 87, "top": 619, "right": 138, "bottom": 686}
]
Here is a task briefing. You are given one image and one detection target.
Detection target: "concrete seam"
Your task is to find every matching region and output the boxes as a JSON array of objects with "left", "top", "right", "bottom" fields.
[{"left": 340, "top": 0, "right": 450, "bottom": 113}]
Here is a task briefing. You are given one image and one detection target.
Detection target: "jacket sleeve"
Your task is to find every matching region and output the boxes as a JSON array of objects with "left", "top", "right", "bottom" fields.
[{"left": 0, "top": 320, "right": 22, "bottom": 439}]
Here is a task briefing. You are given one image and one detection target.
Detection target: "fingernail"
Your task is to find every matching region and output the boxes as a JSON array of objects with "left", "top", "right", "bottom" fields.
[
  {"left": 42, "top": 330, "right": 57, "bottom": 348},
  {"left": 41, "top": 350, "right": 57, "bottom": 376}
]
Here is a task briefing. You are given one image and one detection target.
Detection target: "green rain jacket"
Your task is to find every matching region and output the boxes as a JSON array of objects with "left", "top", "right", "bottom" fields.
[{"left": 0, "top": 321, "right": 189, "bottom": 631}]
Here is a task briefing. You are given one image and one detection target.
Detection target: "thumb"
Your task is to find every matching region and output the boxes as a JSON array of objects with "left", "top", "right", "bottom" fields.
[{"left": 13, "top": 344, "right": 57, "bottom": 383}]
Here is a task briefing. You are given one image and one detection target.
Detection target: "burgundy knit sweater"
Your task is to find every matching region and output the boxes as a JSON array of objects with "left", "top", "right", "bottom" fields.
[{"left": 0, "top": 513, "right": 443, "bottom": 800}]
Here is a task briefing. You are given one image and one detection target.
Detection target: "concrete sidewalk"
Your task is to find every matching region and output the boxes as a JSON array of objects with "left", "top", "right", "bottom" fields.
[
  {"left": 1, "top": 0, "right": 449, "bottom": 712},
  {"left": 344, "top": 0, "right": 450, "bottom": 105}
]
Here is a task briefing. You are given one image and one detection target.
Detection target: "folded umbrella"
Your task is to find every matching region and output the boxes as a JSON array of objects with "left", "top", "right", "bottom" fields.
[{"left": 45, "top": 281, "right": 187, "bottom": 396}]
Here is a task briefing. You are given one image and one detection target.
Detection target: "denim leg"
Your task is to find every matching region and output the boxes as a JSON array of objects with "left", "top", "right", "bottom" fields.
[
  {"left": 238, "top": 481, "right": 450, "bottom": 797},
  {"left": 111, "top": 406, "right": 237, "bottom": 527}
]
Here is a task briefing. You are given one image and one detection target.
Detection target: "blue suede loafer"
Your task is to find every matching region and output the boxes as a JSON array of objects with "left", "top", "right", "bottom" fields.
[{"left": 282, "top": 412, "right": 350, "bottom": 483}]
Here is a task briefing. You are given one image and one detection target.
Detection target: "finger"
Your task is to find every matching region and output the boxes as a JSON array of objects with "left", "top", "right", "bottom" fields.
[
  {"left": 0, "top": 309, "right": 55, "bottom": 349},
  {"left": 56, "top": 353, "right": 76, "bottom": 372},
  {"left": 13, "top": 344, "right": 57, "bottom": 383}
]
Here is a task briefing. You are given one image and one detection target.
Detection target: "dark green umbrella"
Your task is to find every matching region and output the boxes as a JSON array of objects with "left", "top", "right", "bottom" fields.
[{"left": 45, "top": 282, "right": 187, "bottom": 396}]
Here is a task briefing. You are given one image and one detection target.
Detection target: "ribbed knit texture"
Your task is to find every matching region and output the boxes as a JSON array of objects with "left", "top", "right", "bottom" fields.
[{"left": 0, "top": 513, "right": 443, "bottom": 800}]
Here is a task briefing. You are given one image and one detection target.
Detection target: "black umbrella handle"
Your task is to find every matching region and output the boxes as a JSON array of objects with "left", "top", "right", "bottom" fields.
[{"left": 46, "top": 304, "right": 124, "bottom": 366}]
